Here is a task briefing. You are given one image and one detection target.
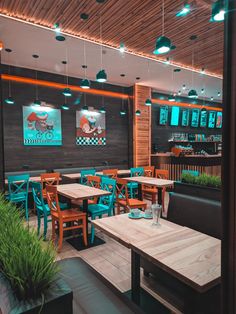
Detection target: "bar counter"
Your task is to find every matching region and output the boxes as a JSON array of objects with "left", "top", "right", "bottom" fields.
[{"left": 151, "top": 153, "right": 221, "bottom": 180}]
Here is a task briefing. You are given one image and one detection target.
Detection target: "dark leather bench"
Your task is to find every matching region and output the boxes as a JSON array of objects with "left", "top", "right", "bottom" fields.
[
  {"left": 167, "top": 192, "right": 221, "bottom": 239},
  {"left": 58, "top": 257, "right": 143, "bottom": 314}
]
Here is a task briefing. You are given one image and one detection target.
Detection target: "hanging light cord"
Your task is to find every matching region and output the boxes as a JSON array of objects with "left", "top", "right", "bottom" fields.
[
  {"left": 162, "top": 0, "right": 165, "bottom": 36},
  {"left": 66, "top": 46, "right": 69, "bottom": 86},
  {"left": 34, "top": 58, "right": 38, "bottom": 100},
  {"left": 7, "top": 52, "right": 11, "bottom": 97},
  {"left": 100, "top": 15, "right": 103, "bottom": 70},
  {"left": 192, "top": 47, "right": 194, "bottom": 88},
  {"left": 83, "top": 41, "right": 87, "bottom": 78}
]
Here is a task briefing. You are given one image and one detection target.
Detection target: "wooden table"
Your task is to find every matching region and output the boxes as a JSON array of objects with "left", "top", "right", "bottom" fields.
[
  {"left": 93, "top": 214, "right": 221, "bottom": 313},
  {"left": 57, "top": 183, "right": 111, "bottom": 243},
  {"left": 124, "top": 176, "right": 174, "bottom": 205},
  {"left": 63, "top": 169, "right": 131, "bottom": 180}
]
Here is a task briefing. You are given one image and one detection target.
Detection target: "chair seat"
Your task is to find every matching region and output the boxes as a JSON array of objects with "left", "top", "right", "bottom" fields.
[
  {"left": 88, "top": 204, "right": 110, "bottom": 214},
  {"left": 142, "top": 187, "right": 157, "bottom": 194},
  {"left": 117, "top": 199, "right": 146, "bottom": 207},
  {"left": 51, "top": 209, "right": 86, "bottom": 219},
  {"left": 8, "top": 193, "right": 27, "bottom": 203}
]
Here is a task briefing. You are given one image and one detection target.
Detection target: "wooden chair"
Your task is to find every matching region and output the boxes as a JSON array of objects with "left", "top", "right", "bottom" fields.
[
  {"left": 116, "top": 178, "right": 147, "bottom": 214},
  {"left": 144, "top": 166, "right": 155, "bottom": 177},
  {"left": 40, "top": 172, "right": 60, "bottom": 199},
  {"left": 102, "top": 169, "right": 118, "bottom": 179},
  {"left": 46, "top": 185, "right": 87, "bottom": 252}
]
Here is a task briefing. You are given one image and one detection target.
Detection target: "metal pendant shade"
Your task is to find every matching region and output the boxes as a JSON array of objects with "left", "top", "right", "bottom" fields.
[
  {"left": 145, "top": 98, "right": 152, "bottom": 106},
  {"left": 188, "top": 89, "right": 198, "bottom": 99},
  {"left": 153, "top": 36, "right": 172, "bottom": 55},
  {"left": 62, "top": 87, "right": 72, "bottom": 97},
  {"left": 211, "top": 0, "right": 225, "bottom": 22},
  {"left": 96, "top": 69, "right": 107, "bottom": 83},
  {"left": 5, "top": 96, "right": 15, "bottom": 104},
  {"left": 80, "top": 79, "right": 90, "bottom": 89}
]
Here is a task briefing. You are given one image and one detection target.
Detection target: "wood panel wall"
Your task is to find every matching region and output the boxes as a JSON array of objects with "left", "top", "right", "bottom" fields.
[
  {"left": 2, "top": 66, "right": 131, "bottom": 172},
  {"left": 133, "top": 84, "right": 151, "bottom": 167}
]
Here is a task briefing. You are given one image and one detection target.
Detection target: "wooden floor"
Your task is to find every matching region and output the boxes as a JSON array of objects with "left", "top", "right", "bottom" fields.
[{"left": 28, "top": 194, "right": 174, "bottom": 311}]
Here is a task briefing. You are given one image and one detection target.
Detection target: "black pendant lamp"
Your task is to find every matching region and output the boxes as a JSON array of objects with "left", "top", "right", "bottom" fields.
[
  {"left": 96, "top": 16, "right": 107, "bottom": 83},
  {"left": 80, "top": 43, "right": 91, "bottom": 89},
  {"left": 5, "top": 49, "right": 15, "bottom": 105},
  {"left": 153, "top": 0, "right": 172, "bottom": 55},
  {"left": 32, "top": 54, "right": 41, "bottom": 106},
  {"left": 188, "top": 36, "right": 198, "bottom": 99},
  {"left": 62, "top": 59, "right": 72, "bottom": 97}
]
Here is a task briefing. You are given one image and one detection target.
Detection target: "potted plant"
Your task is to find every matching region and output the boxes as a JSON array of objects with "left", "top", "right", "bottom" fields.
[
  {"left": 174, "top": 173, "right": 221, "bottom": 202},
  {"left": 0, "top": 194, "right": 72, "bottom": 314}
]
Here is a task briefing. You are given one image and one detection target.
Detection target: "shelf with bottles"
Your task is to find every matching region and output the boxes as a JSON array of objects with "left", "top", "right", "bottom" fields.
[{"left": 168, "top": 133, "right": 222, "bottom": 143}]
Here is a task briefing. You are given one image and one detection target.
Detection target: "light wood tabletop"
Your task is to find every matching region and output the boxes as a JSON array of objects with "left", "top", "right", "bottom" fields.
[
  {"left": 5, "top": 176, "right": 62, "bottom": 184},
  {"left": 131, "top": 228, "right": 221, "bottom": 293},
  {"left": 63, "top": 169, "right": 131, "bottom": 180},
  {"left": 124, "top": 176, "right": 174, "bottom": 187},
  {"left": 92, "top": 214, "right": 186, "bottom": 248},
  {"left": 57, "top": 183, "right": 111, "bottom": 200}
]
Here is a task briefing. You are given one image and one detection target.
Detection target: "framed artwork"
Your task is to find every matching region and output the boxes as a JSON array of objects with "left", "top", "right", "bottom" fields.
[
  {"left": 191, "top": 109, "right": 200, "bottom": 127},
  {"left": 181, "top": 109, "right": 190, "bottom": 126},
  {"left": 200, "top": 110, "right": 208, "bottom": 127},
  {"left": 159, "top": 106, "right": 169, "bottom": 125},
  {"left": 170, "top": 106, "right": 180, "bottom": 126},
  {"left": 216, "top": 111, "right": 223, "bottom": 128},
  {"left": 208, "top": 111, "right": 216, "bottom": 128},
  {"left": 23, "top": 106, "right": 62, "bottom": 146},
  {"left": 76, "top": 109, "right": 106, "bottom": 145}
]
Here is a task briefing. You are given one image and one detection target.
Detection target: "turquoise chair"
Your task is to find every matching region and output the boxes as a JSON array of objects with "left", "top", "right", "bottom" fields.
[
  {"left": 129, "top": 167, "right": 144, "bottom": 198},
  {"left": 182, "top": 170, "right": 199, "bottom": 176},
  {"left": 7, "top": 174, "right": 30, "bottom": 220},
  {"left": 88, "top": 177, "right": 116, "bottom": 243},
  {"left": 81, "top": 169, "right": 96, "bottom": 185},
  {"left": 31, "top": 181, "right": 51, "bottom": 240}
]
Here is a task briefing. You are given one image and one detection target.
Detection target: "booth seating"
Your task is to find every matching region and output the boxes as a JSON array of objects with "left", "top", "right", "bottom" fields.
[{"left": 58, "top": 257, "right": 143, "bottom": 314}]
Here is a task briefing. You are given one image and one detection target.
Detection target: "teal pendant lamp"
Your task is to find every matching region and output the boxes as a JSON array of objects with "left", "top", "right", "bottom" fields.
[
  {"left": 188, "top": 89, "right": 198, "bottom": 99},
  {"left": 5, "top": 48, "right": 15, "bottom": 104},
  {"left": 211, "top": 0, "right": 225, "bottom": 22},
  {"left": 33, "top": 99, "right": 41, "bottom": 107},
  {"left": 100, "top": 106, "right": 106, "bottom": 113},
  {"left": 5, "top": 97, "right": 15, "bottom": 105},
  {"left": 96, "top": 69, "right": 107, "bottom": 83},
  {"left": 135, "top": 110, "right": 141, "bottom": 116},
  {"left": 62, "top": 60, "right": 72, "bottom": 97},
  {"left": 61, "top": 104, "right": 69, "bottom": 110},
  {"left": 145, "top": 98, "right": 152, "bottom": 106},
  {"left": 83, "top": 104, "right": 88, "bottom": 111},
  {"left": 120, "top": 109, "right": 126, "bottom": 115},
  {"left": 176, "top": 3, "right": 191, "bottom": 17},
  {"left": 168, "top": 95, "right": 176, "bottom": 102},
  {"left": 96, "top": 15, "right": 107, "bottom": 83},
  {"left": 80, "top": 79, "right": 90, "bottom": 89},
  {"left": 153, "top": 0, "right": 172, "bottom": 55}
]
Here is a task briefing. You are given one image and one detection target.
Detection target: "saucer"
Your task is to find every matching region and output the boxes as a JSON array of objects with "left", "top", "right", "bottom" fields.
[
  {"left": 128, "top": 213, "right": 143, "bottom": 219},
  {"left": 143, "top": 213, "right": 153, "bottom": 219}
]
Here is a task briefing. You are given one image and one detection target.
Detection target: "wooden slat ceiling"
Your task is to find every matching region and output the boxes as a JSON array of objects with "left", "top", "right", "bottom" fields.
[{"left": 0, "top": 0, "right": 224, "bottom": 76}]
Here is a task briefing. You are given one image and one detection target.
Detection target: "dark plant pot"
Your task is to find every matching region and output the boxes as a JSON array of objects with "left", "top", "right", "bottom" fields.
[
  {"left": 174, "top": 181, "right": 221, "bottom": 202},
  {"left": 0, "top": 272, "right": 73, "bottom": 314}
]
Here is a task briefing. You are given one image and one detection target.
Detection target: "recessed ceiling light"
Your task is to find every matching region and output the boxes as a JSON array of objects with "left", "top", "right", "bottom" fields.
[
  {"left": 120, "top": 74, "right": 126, "bottom": 77},
  {"left": 96, "top": 0, "right": 106, "bottom": 3},
  {"left": 55, "top": 35, "right": 66, "bottom": 41},
  {"left": 174, "top": 68, "right": 181, "bottom": 72},
  {"left": 136, "top": 77, "right": 141, "bottom": 80}
]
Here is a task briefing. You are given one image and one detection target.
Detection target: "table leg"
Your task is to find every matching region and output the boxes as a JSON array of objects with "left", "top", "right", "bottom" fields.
[
  {"left": 82, "top": 199, "right": 89, "bottom": 242},
  {"left": 131, "top": 250, "right": 140, "bottom": 305},
  {"left": 157, "top": 187, "right": 162, "bottom": 205},
  {"left": 138, "top": 183, "right": 143, "bottom": 201}
]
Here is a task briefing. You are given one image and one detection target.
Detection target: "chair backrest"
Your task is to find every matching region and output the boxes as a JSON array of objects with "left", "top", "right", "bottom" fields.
[
  {"left": 144, "top": 166, "right": 155, "bottom": 177},
  {"left": 31, "top": 181, "right": 46, "bottom": 211},
  {"left": 99, "top": 177, "right": 116, "bottom": 212},
  {"left": 81, "top": 169, "right": 96, "bottom": 185},
  {"left": 87, "top": 175, "right": 101, "bottom": 188},
  {"left": 130, "top": 167, "right": 144, "bottom": 177},
  {"left": 45, "top": 185, "right": 62, "bottom": 217},
  {"left": 41, "top": 173, "right": 60, "bottom": 191},
  {"left": 155, "top": 169, "right": 169, "bottom": 180},
  {"left": 116, "top": 178, "right": 128, "bottom": 201},
  {"left": 182, "top": 170, "right": 199, "bottom": 177},
  {"left": 103, "top": 169, "right": 118, "bottom": 179},
  {"left": 8, "top": 174, "right": 30, "bottom": 196}
]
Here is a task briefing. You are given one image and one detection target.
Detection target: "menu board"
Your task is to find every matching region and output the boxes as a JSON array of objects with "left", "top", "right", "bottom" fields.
[
  {"left": 170, "top": 106, "right": 180, "bottom": 126},
  {"left": 208, "top": 111, "right": 216, "bottom": 128},
  {"left": 181, "top": 109, "right": 190, "bottom": 127},
  {"left": 200, "top": 110, "right": 207, "bottom": 127},
  {"left": 216, "top": 111, "right": 222, "bottom": 128},
  {"left": 159, "top": 106, "right": 169, "bottom": 125},
  {"left": 191, "top": 109, "right": 200, "bottom": 127}
]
